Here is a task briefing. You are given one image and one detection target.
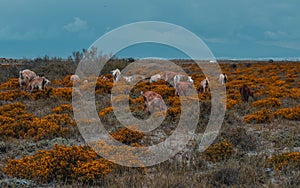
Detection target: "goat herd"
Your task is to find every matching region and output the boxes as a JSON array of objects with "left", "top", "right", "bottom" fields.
[{"left": 18, "top": 68, "right": 254, "bottom": 113}]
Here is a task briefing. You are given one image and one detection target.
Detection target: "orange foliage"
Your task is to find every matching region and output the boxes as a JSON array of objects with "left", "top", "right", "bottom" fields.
[
  {"left": 244, "top": 109, "right": 273, "bottom": 123},
  {"left": 252, "top": 98, "right": 282, "bottom": 108},
  {"left": 0, "top": 102, "right": 75, "bottom": 140},
  {"left": 203, "top": 140, "right": 235, "bottom": 162},
  {"left": 0, "top": 78, "right": 19, "bottom": 90},
  {"left": 51, "top": 103, "right": 73, "bottom": 114},
  {"left": 4, "top": 144, "right": 114, "bottom": 183},
  {"left": 268, "top": 152, "right": 300, "bottom": 170},
  {"left": 273, "top": 105, "right": 300, "bottom": 121},
  {"left": 98, "top": 106, "right": 113, "bottom": 117},
  {"left": 110, "top": 126, "right": 145, "bottom": 145}
]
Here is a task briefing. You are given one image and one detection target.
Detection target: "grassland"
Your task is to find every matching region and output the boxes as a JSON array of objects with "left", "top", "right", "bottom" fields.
[{"left": 0, "top": 58, "right": 299, "bottom": 187}]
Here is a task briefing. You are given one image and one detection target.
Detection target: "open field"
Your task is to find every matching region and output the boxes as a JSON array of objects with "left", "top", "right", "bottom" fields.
[{"left": 0, "top": 58, "right": 300, "bottom": 187}]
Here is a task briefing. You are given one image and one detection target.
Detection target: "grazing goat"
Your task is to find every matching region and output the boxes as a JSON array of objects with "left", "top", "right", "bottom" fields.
[
  {"left": 174, "top": 74, "right": 193, "bottom": 87},
  {"left": 147, "top": 97, "right": 166, "bottom": 113},
  {"left": 199, "top": 77, "right": 209, "bottom": 93},
  {"left": 111, "top": 69, "right": 121, "bottom": 82},
  {"left": 175, "top": 81, "right": 193, "bottom": 96},
  {"left": 28, "top": 76, "right": 50, "bottom": 91},
  {"left": 141, "top": 91, "right": 164, "bottom": 112},
  {"left": 123, "top": 76, "right": 133, "bottom": 83},
  {"left": 240, "top": 84, "right": 254, "bottom": 102},
  {"left": 150, "top": 74, "right": 162, "bottom": 83},
  {"left": 70, "top": 74, "right": 80, "bottom": 82},
  {"left": 19, "top": 69, "right": 37, "bottom": 90},
  {"left": 219, "top": 73, "right": 228, "bottom": 85},
  {"left": 164, "top": 71, "right": 178, "bottom": 85}
]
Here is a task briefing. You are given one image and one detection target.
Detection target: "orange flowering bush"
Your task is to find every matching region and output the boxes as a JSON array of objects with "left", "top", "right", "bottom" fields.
[
  {"left": 167, "top": 96, "right": 181, "bottom": 106},
  {"left": 53, "top": 75, "right": 73, "bottom": 87},
  {"left": 73, "top": 158, "right": 115, "bottom": 182},
  {"left": 167, "top": 107, "right": 181, "bottom": 117},
  {"left": 226, "top": 98, "right": 239, "bottom": 109},
  {"left": 152, "top": 85, "right": 175, "bottom": 99},
  {"left": 0, "top": 89, "right": 31, "bottom": 101},
  {"left": 98, "top": 106, "right": 113, "bottom": 117},
  {"left": 111, "top": 83, "right": 132, "bottom": 95},
  {"left": 50, "top": 88, "right": 73, "bottom": 101},
  {"left": 25, "top": 118, "right": 69, "bottom": 141},
  {"left": 273, "top": 105, "right": 300, "bottom": 121},
  {"left": 95, "top": 77, "right": 113, "bottom": 94},
  {"left": 0, "top": 102, "right": 75, "bottom": 140},
  {"left": 51, "top": 103, "right": 73, "bottom": 114},
  {"left": 266, "top": 87, "right": 289, "bottom": 98},
  {"left": 4, "top": 144, "right": 115, "bottom": 183},
  {"left": 0, "top": 78, "right": 19, "bottom": 90},
  {"left": 110, "top": 126, "right": 145, "bottom": 145},
  {"left": 244, "top": 109, "right": 273, "bottom": 123},
  {"left": 129, "top": 96, "right": 145, "bottom": 112},
  {"left": 251, "top": 98, "right": 282, "bottom": 108},
  {"left": 203, "top": 140, "right": 235, "bottom": 162},
  {"left": 268, "top": 152, "right": 300, "bottom": 170},
  {"left": 288, "top": 88, "right": 300, "bottom": 99},
  {"left": 42, "top": 113, "right": 76, "bottom": 127},
  {"left": 90, "top": 139, "right": 149, "bottom": 168}
]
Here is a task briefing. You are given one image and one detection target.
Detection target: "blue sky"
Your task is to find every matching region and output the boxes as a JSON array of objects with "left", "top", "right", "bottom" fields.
[{"left": 1, "top": 0, "right": 299, "bottom": 59}]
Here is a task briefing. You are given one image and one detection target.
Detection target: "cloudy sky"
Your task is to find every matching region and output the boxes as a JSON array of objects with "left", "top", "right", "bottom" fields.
[{"left": 1, "top": 0, "right": 299, "bottom": 59}]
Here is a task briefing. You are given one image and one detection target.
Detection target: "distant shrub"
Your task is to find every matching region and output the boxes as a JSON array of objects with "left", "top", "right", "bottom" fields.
[
  {"left": 0, "top": 78, "right": 19, "bottom": 90},
  {"left": 244, "top": 109, "right": 273, "bottom": 123},
  {"left": 289, "top": 88, "right": 300, "bottom": 99},
  {"left": 0, "top": 102, "right": 75, "bottom": 140},
  {"left": 98, "top": 106, "right": 113, "bottom": 117},
  {"left": 50, "top": 88, "right": 73, "bottom": 101},
  {"left": 273, "top": 105, "right": 300, "bottom": 121},
  {"left": 268, "top": 152, "right": 300, "bottom": 170},
  {"left": 95, "top": 77, "right": 113, "bottom": 94},
  {"left": 110, "top": 126, "right": 145, "bottom": 145},
  {"left": 252, "top": 98, "right": 281, "bottom": 108},
  {"left": 203, "top": 140, "right": 234, "bottom": 162},
  {"left": 226, "top": 98, "right": 239, "bottom": 109},
  {"left": 0, "top": 90, "right": 31, "bottom": 101},
  {"left": 4, "top": 144, "right": 114, "bottom": 183},
  {"left": 51, "top": 103, "right": 73, "bottom": 114}
]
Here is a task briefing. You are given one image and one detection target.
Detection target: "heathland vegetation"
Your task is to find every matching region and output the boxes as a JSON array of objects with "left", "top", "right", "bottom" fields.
[{"left": 0, "top": 54, "right": 299, "bottom": 187}]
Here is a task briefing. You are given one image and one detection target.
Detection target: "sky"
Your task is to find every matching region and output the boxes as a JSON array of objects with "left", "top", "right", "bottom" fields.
[{"left": 1, "top": 0, "right": 300, "bottom": 60}]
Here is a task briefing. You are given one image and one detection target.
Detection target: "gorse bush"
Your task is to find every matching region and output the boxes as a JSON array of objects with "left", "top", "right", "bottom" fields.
[
  {"left": 110, "top": 126, "right": 145, "bottom": 145},
  {"left": 252, "top": 98, "right": 282, "bottom": 108},
  {"left": 0, "top": 90, "right": 31, "bottom": 101},
  {"left": 244, "top": 109, "right": 273, "bottom": 123},
  {"left": 4, "top": 144, "right": 115, "bottom": 183},
  {"left": 51, "top": 103, "right": 73, "bottom": 114},
  {"left": 0, "top": 78, "right": 19, "bottom": 90},
  {"left": 268, "top": 152, "right": 300, "bottom": 170},
  {"left": 273, "top": 105, "right": 300, "bottom": 121},
  {"left": 0, "top": 102, "right": 75, "bottom": 140},
  {"left": 203, "top": 140, "right": 235, "bottom": 162}
]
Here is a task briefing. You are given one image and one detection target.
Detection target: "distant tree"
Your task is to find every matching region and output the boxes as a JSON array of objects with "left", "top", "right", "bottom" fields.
[
  {"left": 72, "top": 51, "right": 83, "bottom": 63},
  {"left": 43, "top": 55, "right": 49, "bottom": 62}
]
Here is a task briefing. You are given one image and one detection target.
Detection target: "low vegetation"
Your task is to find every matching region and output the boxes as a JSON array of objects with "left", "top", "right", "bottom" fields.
[{"left": 0, "top": 58, "right": 299, "bottom": 187}]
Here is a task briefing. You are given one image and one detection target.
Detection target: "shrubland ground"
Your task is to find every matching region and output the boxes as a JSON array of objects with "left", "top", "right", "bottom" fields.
[{"left": 0, "top": 58, "right": 299, "bottom": 187}]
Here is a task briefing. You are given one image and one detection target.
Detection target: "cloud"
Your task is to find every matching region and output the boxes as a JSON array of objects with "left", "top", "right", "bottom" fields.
[
  {"left": 264, "top": 31, "right": 287, "bottom": 40},
  {"left": 203, "top": 37, "right": 235, "bottom": 44},
  {"left": 0, "top": 26, "right": 55, "bottom": 40},
  {"left": 258, "top": 40, "right": 300, "bottom": 51},
  {"left": 64, "top": 17, "right": 88, "bottom": 32}
]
